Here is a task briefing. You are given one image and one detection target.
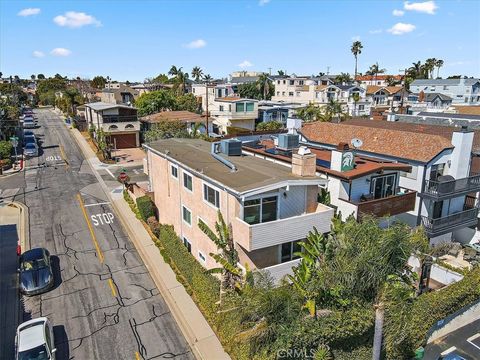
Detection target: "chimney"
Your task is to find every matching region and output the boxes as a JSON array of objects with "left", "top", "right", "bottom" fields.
[
  {"left": 292, "top": 146, "right": 317, "bottom": 177},
  {"left": 450, "top": 126, "right": 473, "bottom": 179},
  {"left": 331, "top": 143, "right": 355, "bottom": 172}
]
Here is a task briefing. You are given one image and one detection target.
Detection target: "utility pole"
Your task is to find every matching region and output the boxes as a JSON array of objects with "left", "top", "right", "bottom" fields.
[
  {"left": 205, "top": 81, "right": 209, "bottom": 137},
  {"left": 326, "top": 66, "right": 330, "bottom": 75},
  {"left": 398, "top": 68, "right": 408, "bottom": 114},
  {"left": 268, "top": 67, "right": 272, "bottom": 75}
]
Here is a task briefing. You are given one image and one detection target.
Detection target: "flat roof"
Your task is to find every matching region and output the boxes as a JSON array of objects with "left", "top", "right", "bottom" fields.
[
  {"left": 145, "top": 138, "right": 325, "bottom": 195},
  {"left": 84, "top": 102, "right": 135, "bottom": 111},
  {"left": 140, "top": 111, "right": 204, "bottom": 124}
]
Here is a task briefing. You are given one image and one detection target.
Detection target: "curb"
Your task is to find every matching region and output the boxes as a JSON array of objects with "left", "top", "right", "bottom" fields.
[{"left": 68, "top": 126, "right": 229, "bottom": 360}]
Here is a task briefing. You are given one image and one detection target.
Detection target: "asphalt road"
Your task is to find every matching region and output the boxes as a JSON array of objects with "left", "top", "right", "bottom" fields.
[{"left": 0, "top": 108, "right": 192, "bottom": 360}]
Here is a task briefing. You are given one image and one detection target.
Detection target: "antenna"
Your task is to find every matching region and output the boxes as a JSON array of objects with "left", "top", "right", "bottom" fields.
[{"left": 351, "top": 138, "right": 363, "bottom": 149}]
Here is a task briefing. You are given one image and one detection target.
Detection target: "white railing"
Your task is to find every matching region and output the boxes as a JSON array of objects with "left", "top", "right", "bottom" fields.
[
  {"left": 233, "top": 204, "right": 334, "bottom": 251},
  {"left": 263, "top": 258, "right": 301, "bottom": 284}
]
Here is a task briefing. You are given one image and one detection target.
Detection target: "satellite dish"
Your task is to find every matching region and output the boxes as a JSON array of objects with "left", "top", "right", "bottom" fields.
[{"left": 351, "top": 138, "right": 363, "bottom": 149}]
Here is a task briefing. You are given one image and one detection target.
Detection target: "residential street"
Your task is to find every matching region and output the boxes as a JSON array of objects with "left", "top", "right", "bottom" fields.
[{"left": 0, "top": 109, "right": 192, "bottom": 359}]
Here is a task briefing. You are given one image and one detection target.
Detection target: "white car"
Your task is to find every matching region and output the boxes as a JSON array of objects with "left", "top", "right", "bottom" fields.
[
  {"left": 15, "top": 317, "right": 57, "bottom": 360},
  {"left": 23, "top": 119, "right": 35, "bottom": 129}
]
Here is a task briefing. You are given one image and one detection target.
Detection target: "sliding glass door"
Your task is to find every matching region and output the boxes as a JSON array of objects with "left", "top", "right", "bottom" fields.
[{"left": 371, "top": 174, "right": 397, "bottom": 199}]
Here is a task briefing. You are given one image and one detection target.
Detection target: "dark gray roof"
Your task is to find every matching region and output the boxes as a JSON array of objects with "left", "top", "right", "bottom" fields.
[
  {"left": 418, "top": 112, "right": 480, "bottom": 121},
  {"left": 230, "top": 76, "right": 259, "bottom": 84},
  {"left": 144, "top": 138, "right": 325, "bottom": 195},
  {"left": 411, "top": 78, "right": 480, "bottom": 87},
  {"left": 424, "top": 93, "right": 453, "bottom": 102}
]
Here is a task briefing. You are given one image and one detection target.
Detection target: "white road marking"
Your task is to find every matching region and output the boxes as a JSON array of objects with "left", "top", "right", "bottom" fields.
[
  {"left": 46, "top": 155, "right": 62, "bottom": 162},
  {"left": 84, "top": 202, "right": 111, "bottom": 207},
  {"left": 90, "top": 212, "right": 115, "bottom": 226},
  {"left": 467, "top": 333, "right": 480, "bottom": 350},
  {"left": 105, "top": 168, "right": 115, "bottom": 179}
]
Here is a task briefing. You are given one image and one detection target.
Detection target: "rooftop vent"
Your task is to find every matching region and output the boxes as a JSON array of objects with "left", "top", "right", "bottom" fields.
[
  {"left": 220, "top": 139, "right": 242, "bottom": 156},
  {"left": 298, "top": 146, "right": 311, "bottom": 156},
  {"left": 278, "top": 134, "right": 299, "bottom": 150}
]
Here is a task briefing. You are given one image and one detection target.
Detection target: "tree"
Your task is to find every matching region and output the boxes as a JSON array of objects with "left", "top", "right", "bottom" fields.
[
  {"left": 153, "top": 74, "right": 169, "bottom": 83},
  {"left": 256, "top": 73, "right": 274, "bottom": 100},
  {"left": 90, "top": 76, "right": 107, "bottom": 89},
  {"left": 64, "top": 87, "right": 81, "bottom": 115},
  {"left": 325, "top": 99, "right": 347, "bottom": 123},
  {"left": 203, "top": 74, "right": 213, "bottom": 83},
  {"left": 424, "top": 58, "right": 437, "bottom": 79},
  {"left": 256, "top": 121, "right": 283, "bottom": 131},
  {"left": 169, "top": 65, "right": 189, "bottom": 95},
  {"left": 297, "top": 103, "right": 326, "bottom": 122},
  {"left": 366, "top": 62, "right": 386, "bottom": 80},
  {"left": 191, "top": 66, "right": 204, "bottom": 82},
  {"left": 144, "top": 121, "right": 189, "bottom": 142},
  {"left": 135, "top": 90, "right": 177, "bottom": 116},
  {"left": 335, "top": 72, "right": 352, "bottom": 84},
  {"left": 198, "top": 211, "right": 242, "bottom": 304},
  {"left": 435, "top": 59, "right": 444, "bottom": 78},
  {"left": 351, "top": 92, "right": 360, "bottom": 116},
  {"left": 30, "top": 74, "right": 35, "bottom": 81},
  {"left": 385, "top": 76, "right": 400, "bottom": 87},
  {"left": 175, "top": 93, "right": 200, "bottom": 113},
  {"left": 0, "top": 140, "right": 13, "bottom": 159},
  {"left": 37, "top": 74, "right": 45, "bottom": 80},
  {"left": 351, "top": 41, "right": 363, "bottom": 80},
  {"left": 277, "top": 70, "right": 286, "bottom": 76}
]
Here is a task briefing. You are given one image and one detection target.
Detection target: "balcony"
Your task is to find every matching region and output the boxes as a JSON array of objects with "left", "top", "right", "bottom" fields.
[
  {"left": 421, "top": 207, "right": 479, "bottom": 237},
  {"left": 421, "top": 174, "right": 480, "bottom": 200},
  {"left": 233, "top": 203, "right": 334, "bottom": 252},
  {"left": 263, "top": 258, "right": 301, "bottom": 285},
  {"left": 102, "top": 115, "right": 138, "bottom": 124},
  {"left": 342, "top": 188, "right": 417, "bottom": 219}
]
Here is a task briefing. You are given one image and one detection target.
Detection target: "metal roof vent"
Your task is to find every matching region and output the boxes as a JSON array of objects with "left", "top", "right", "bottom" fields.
[
  {"left": 298, "top": 146, "right": 311, "bottom": 156},
  {"left": 278, "top": 134, "right": 299, "bottom": 150},
  {"left": 220, "top": 139, "right": 242, "bottom": 156}
]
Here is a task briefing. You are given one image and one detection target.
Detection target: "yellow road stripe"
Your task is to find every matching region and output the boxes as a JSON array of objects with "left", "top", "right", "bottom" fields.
[
  {"left": 135, "top": 352, "right": 141, "bottom": 360},
  {"left": 77, "top": 193, "right": 104, "bottom": 263},
  {"left": 108, "top": 278, "right": 117, "bottom": 297},
  {"left": 60, "top": 145, "right": 69, "bottom": 169}
]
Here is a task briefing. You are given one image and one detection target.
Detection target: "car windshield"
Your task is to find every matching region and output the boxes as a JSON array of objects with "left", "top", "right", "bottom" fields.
[
  {"left": 25, "top": 137, "right": 35, "bottom": 142},
  {"left": 18, "top": 344, "right": 49, "bottom": 360},
  {"left": 25, "top": 144, "right": 36, "bottom": 149},
  {"left": 21, "top": 258, "right": 47, "bottom": 271}
]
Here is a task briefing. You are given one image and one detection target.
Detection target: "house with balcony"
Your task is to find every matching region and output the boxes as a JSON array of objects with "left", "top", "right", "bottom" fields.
[
  {"left": 297, "top": 120, "right": 479, "bottom": 245},
  {"left": 208, "top": 97, "right": 259, "bottom": 134},
  {"left": 356, "top": 75, "right": 403, "bottom": 87},
  {"left": 410, "top": 77, "right": 480, "bottom": 105},
  {"left": 84, "top": 102, "right": 140, "bottom": 148},
  {"left": 144, "top": 138, "right": 334, "bottom": 283},
  {"left": 101, "top": 84, "right": 140, "bottom": 105}
]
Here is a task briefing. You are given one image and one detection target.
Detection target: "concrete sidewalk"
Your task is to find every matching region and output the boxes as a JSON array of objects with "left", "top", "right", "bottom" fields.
[{"left": 70, "top": 128, "right": 230, "bottom": 360}]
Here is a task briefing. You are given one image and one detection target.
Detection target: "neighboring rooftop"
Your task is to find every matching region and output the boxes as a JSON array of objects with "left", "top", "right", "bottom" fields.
[
  {"left": 140, "top": 110, "right": 204, "bottom": 124},
  {"left": 84, "top": 101, "right": 135, "bottom": 111},
  {"left": 243, "top": 139, "right": 411, "bottom": 180},
  {"left": 422, "top": 93, "right": 453, "bottom": 102},
  {"left": 300, "top": 121, "right": 453, "bottom": 162},
  {"left": 145, "top": 138, "right": 324, "bottom": 194},
  {"left": 356, "top": 75, "right": 403, "bottom": 81},
  {"left": 215, "top": 96, "right": 258, "bottom": 103},
  {"left": 417, "top": 112, "right": 480, "bottom": 121},
  {"left": 411, "top": 78, "right": 480, "bottom": 86},
  {"left": 366, "top": 85, "right": 405, "bottom": 95}
]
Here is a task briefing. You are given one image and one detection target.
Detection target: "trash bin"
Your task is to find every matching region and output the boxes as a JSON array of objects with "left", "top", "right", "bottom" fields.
[{"left": 414, "top": 347, "right": 425, "bottom": 359}]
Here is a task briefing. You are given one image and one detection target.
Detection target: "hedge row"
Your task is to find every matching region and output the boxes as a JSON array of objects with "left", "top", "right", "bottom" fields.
[
  {"left": 384, "top": 268, "right": 480, "bottom": 359},
  {"left": 136, "top": 195, "right": 155, "bottom": 221},
  {"left": 149, "top": 223, "right": 250, "bottom": 359}
]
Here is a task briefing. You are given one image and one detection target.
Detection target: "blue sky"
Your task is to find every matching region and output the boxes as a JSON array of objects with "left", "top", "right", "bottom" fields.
[{"left": 1, "top": 0, "right": 479, "bottom": 81}]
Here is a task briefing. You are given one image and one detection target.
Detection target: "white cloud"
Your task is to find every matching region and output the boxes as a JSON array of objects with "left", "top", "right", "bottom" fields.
[
  {"left": 51, "top": 48, "right": 72, "bottom": 57},
  {"left": 18, "top": 8, "right": 41, "bottom": 16},
  {"left": 53, "top": 11, "right": 101, "bottom": 28},
  {"left": 387, "top": 22, "right": 416, "bottom": 35},
  {"left": 404, "top": 1, "right": 438, "bottom": 14},
  {"left": 32, "top": 51, "right": 45, "bottom": 58},
  {"left": 351, "top": 35, "right": 361, "bottom": 41},
  {"left": 259, "top": 0, "right": 271, "bottom": 6},
  {"left": 393, "top": 9, "right": 405, "bottom": 16},
  {"left": 369, "top": 29, "right": 383, "bottom": 34},
  {"left": 183, "top": 39, "right": 207, "bottom": 49},
  {"left": 238, "top": 60, "right": 253, "bottom": 68}
]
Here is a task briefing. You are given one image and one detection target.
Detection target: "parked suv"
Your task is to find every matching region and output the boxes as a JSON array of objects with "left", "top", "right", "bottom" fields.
[{"left": 15, "top": 317, "right": 57, "bottom": 360}]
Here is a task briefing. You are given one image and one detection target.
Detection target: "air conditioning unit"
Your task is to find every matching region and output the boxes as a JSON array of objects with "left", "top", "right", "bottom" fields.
[
  {"left": 220, "top": 139, "right": 242, "bottom": 156},
  {"left": 277, "top": 134, "right": 299, "bottom": 150}
]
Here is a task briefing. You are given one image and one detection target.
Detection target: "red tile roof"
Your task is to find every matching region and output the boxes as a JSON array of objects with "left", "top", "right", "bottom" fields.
[
  {"left": 356, "top": 75, "right": 403, "bottom": 81},
  {"left": 300, "top": 121, "right": 453, "bottom": 162}
]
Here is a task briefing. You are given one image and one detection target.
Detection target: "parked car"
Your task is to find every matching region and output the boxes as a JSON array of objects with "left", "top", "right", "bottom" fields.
[
  {"left": 23, "top": 119, "right": 35, "bottom": 129},
  {"left": 15, "top": 317, "right": 57, "bottom": 360},
  {"left": 23, "top": 134, "right": 36, "bottom": 146},
  {"left": 23, "top": 130, "right": 35, "bottom": 137},
  {"left": 24, "top": 143, "right": 39, "bottom": 158},
  {"left": 19, "top": 248, "right": 53, "bottom": 295}
]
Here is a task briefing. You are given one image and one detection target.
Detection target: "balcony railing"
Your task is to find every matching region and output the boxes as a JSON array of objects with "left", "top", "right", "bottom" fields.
[
  {"left": 233, "top": 203, "right": 334, "bottom": 252},
  {"left": 102, "top": 115, "right": 138, "bottom": 124},
  {"left": 263, "top": 258, "right": 301, "bottom": 285},
  {"left": 422, "top": 174, "right": 480, "bottom": 200},
  {"left": 421, "top": 207, "right": 479, "bottom": 237}
]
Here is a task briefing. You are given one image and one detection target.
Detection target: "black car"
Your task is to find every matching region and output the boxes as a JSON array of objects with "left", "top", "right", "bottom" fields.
[{"left": 19, "top": 248, "right": 54, "bottom": 296}]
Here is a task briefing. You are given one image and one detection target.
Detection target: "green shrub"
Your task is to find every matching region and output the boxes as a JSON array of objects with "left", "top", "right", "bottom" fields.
[
  {"left": 226, "top": 126, "right": 251, "bottom": 135},
  {"left": 136, "top": 195, "right": 155, "bottom": 221},
  {"left": 384, "top": 268, "right": 480, "bottom": 359},
  {"left": 0, "top": 140, "right": 13, "bottom": 160},
  {"left": 256, "top": 121, "right": 283, "bottom": 131}
]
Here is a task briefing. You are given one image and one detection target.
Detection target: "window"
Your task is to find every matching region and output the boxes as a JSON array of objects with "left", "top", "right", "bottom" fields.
[
  {"left": 183, "top": 237, "right": 192, "bottom": 253},
  {"left": 229, "top": 104, "right": 232, "bottom": 111},
  {"left": 370, "top": 174, "right": 397, "bottom": 199},
  {"left": 204, "top": 184, "right": 220, "bottom": 208},
  {"left": 281, "top": 241, "right": 302, "bottom": 263},
  {"left": 299, "top": 80, "right": 304, "bottom": 85},
  {"left": 183, "top": 173, "right": 193, "bottom": 191},
  {"left": 443, "top": 86, "right": 448, "bottom": 90},
  {"left": 296, "top": 92, "right": 300, "bottom": 97},
  {"left": 288, "top": 92, "right": 294, "bottom": 97},
  {"left": 358, "top": 105, "right": 365, "bottom": 110},
  {"left": 235, "top": 102, "right": 245, "bottom": 112},
  {"left": 219, "top": 105, "right": 224, "bottom": 112},
  {"left": 198, "top": 251, "right": 206, "bottom": 263},
  {"left": 246, "top": 102, "right": 254, "bottom": 112},
  {"left": 283, "top": 80, "right": 286, "bottom": 84},
  {"left": 182, "top": 206, "right": 192, "bottom": 225},
  {"left": 282, "top": 91, "right": 285, "bottom": 96},
  {"left": 277, "top": 91, "right": 280, "bottom": 96},
  {"left": 192, "top": 88, "right": 196, "bottom": 93},
  {"left": 289, "top": 80, "right": 294, "bottom": 85},
  {"left": 277, "top": 80, "right": 280, "bottom": 84},
  {"left": 171, "top": 164, "right": 178, "bottom": 178},
  {"left": 243, "top": 196, "right": 277, "bottom": 225}
]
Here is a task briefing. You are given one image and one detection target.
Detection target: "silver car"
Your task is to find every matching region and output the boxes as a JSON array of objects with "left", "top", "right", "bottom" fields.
[
  {"left": 15, "top": 317, "right": 57, "bottom": 360},
  {"left": 24, "top": 143, "right": 38, "bottom": 158}
]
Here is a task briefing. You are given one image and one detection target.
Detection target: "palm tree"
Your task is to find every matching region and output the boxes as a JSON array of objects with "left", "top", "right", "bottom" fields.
[
  {"left": 325, "top": 99, "right": 346, "bottom": 123},
  {"left": 351, "top": 92, "right": 360, "bottom": 116},
  {"left": 297, "top": 103, "right": 326, "bottom": 122},
  {"left": 169, "top": 65, "right": 189, "bottom": 95},
  {"left": 30, "top": 74, "right": 35, "bottom": 81},
  {"left": 424, "top": 58, "right": 437, "bottom": 79},
  {"left": 366, "top": 62, "right": 386, "bottom": 85},
  {"left": 198, "top": 211, "right": 242, "bottom": 304},
  {"left": 256, "top": 73, "right": 273, "bottom": 100},
  {"left": 351, "top": 41, "right": 363, "bottom": 81},
  {"left": 277, "top": 70, "right": 286, "bottom": 76},
  {"left": 435, "top": 59, "right": 444, "bottom": 78},
  {"left": 335, "top": 72, "right": 352, "bottom": 84},
  {"left": 191, "top": 66, "right": 203, "bottom": 82},
  {"left": 203, "top": 74, "right": 213, "bottom": 83}
]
